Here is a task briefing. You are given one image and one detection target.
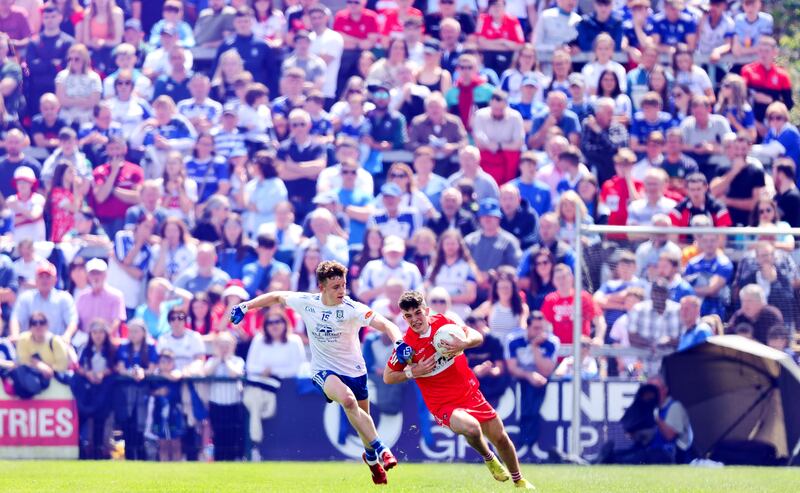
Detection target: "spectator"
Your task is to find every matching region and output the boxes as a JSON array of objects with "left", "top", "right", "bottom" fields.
[
  {"left": 710, "top": 132, "right": 765, "bottom": 226},
  {"left": 715, "top": 73, "right": 757, "bottom": 143},
  {"left": 276, "top": 109, "right": 327, "bottom": 222},
  {"left": 333, "top": 0, "right": 379, "bottom": 95},
  {"left": 54, "top": 43, "right": 101, "bottom": 126},
  {"left": 627, "top": 169, "right": 677, "bottom": 227},
  {"left": 627, "top": 43, "right": 663, "bottom": 110},
  {"left": 474, "top": 266, "right": 529, "bottom": 342},
  {"left": 187, "top": 292, "right": 214, "bottom": 338},
  {"left": 110, "top": 213, "right": 156, "bottom": 317},
  {"left": 75, "top": 0, "right": 124, "bottom": 76},
  {"left": 739, "top": 242, "right": 796, "bottom": 329},
  {"left": 242, "top": 233, "right": 291, "bottom": 299},
  {"left": 174, "top": 242, "right": 231, "bottom": 294},
  {"left": 407, "top": 92, "right": 467, "bottom": 176},
  {"left": 669, "top": 172, "right": 731, "bottom": 241},
  {"left": 150, "top": 217, "right": 196, "bottom": 283},
  {"left": 464, "top": 312, "right": 509, "bottom": 408},
  {"left": 555, "top": 335, "right": 599, "bottom": 379},
  {"left": 0, "top": 129, "right": 40, "bottom": 197},
  {"left": 9, "top": 261, "right": 77, "bottom": 340},
  {"left": 630, "top": 92, "right": 676, "bottom": 153},
  {"left": 658, "top": 250, "right": 696, "bottom": 302},
  {"left": 533, "top": 0, "right": 579, "bottom": 52},
  {"left": 509, "top": 152, "right": 551, "bottom": 217},
  {"left": 445, "top": 54, "right": 494, "bottom": 133},
  {"left": 728, "top": 284, "right": 783, "bottom": 344},
  {"left": 425, "top": 229, "right": 478, "bottom": 319},
  {"left": 308, "top": 4, "right": 343, "bottom": 106},
  {"left": 594, "top": 250, "right": 643, "bottom": 332},
  {"left": 31, "top": 93, "right": 68, "bottom": 153},
  {"left": 528, "top": 91, "right": 581, "bottom": 150},
  {"left": 147, "top": 349, "right": 186, "bottom": 462},
  {"left": 75, "top": 258, "right": 125, "bottom": 341},
  {"left": 210, "top": 50, "right": 246, "bottom": 104},
  {"left": 114, "top": 318, "right": 158, "bottom": 461},
  {"left": 471, "top": 89, "right": 524, "bottom": 186},
  {"left": 152, "top": 46, "right": 192, "bottom": 103},
  {"left": 762, "top": 102, "right": 800, "bottom": 168},
  {"left": 193, "top": 0, "right": 235, "bottom": 50},
  {"left": 0, "top": 2, "right": 30, "bottom": 50},
  {"left": 600, "top": 148, "right": 644, "bottom": 241},
  {"left": 299, "top": 207, "right": 349, "bottom": 268},
  {"left": 541, "top": 263, "right": 603, "bottom": 344},
  {"left": 628, "top": 279, "right": 680, "bottom": 353},
  {"left": 123, "top": 180, "right": 166, "bottom": 232},
  {"left": 131, "top": 95, "right": 197, "bottom": 180},
  {"left": 575, "top": 0, "right": 623, "bottom": 53},
  {"left": 748, "top": 198, "right": 794, "bottom": 252},
  {"left": 243, "top": 150, "right": 287, "bottom": 238},
  {"left": 253, "top": 0, "right": 287, "bottom": 47},
  {"left": 88, "top": 137, "right": 143, "bottom": 237},
  {"left": 383, "top": 162, "right": 436, "bottom": 220},
  {"left": 676, "top": 295, "right": 713, "bottom": 351},
  {"left": 684, "top": 233, "right": 733, "bottom": 318},
  {"left": 244, "top": 306, "right": 306, "bottom": 461},
  {"left": 766, "top": 326, "right": 797, "bottom": 361},
  {"left": 364, "top": 80, "right": 408, "bottom": 163},
  {"left": 466, "top": 198, "right": 522, "bottom": 291},
  {"left": 581, "top": 97, "right": 630, "bottom": 185},
  {"left": 499, "top": 183, "right": 539, "bottom": 250},
  {"left": 290, "top": 243, "right": 321, "bottom": 292},
  {"left": 741, "top": 36, "right": 792, "bottom": 131},
  {"left": 357, "top": 235, "right": 422, "bottom": 305},
  {"left": 510, "top": 76, "right": 546, "bottom": 134},
  {"left": 203, "top": 332, "right": 245, "bottom": 462},
  {"left": 82, "top": 102, "right": 125, "bottom": 169},
  {"left": 437, "top": 17, "right": 465, "bottom": 73},
  {"left": 178, "top": 74, "right": 222, "bottom": 134},
  {"left": 506, "top": 311, "right": 559, "bottom": 451},
  {"left": 133, "top": 277, "right": 191, "bottom": 339},
  {"left": 7, "top": 166, "right": 46, "bottom": 242},
  {"left": 425, "top": 186, "right": 477, "bottom": 238},
  {"left": 475, "top": 0, "right": 524, "bottom": 75},
  {"left": 772, "top": 159, "right": 800, "bottom": 228},
  {"left": 447, "top": 145, "right": 500, "bottom": 202},
  {"left": 582, "top": 34, "right": 627, "bottom": 96},
  {"left": 260, "top": 201, "right": 305, "bottom": 267},
  {"left": 26, "top": 3, "right": 75, "bottom": 109},
  {"left": 46, "top": 162, "right": 84, "bottom": 243},
  {"left": 680, "top": 95, "right": 730, "bottom": 178},
  {"left": 731, "top": 0, "right": 772, "bottom": 59},
  {"left": 410, "top": 147, "right": 448, "bottom": 211},
  {"left": 73, "top": 318, "right": 116, "bottom": 460},
  {"left": 15, "top": 312, "right": 70, "bottom": 393},
  {"left": 367, "top": 182, "right": 421, "bottom": 242},
  {"left": 652, "top": 0, "right": 697, "bottom": 52},
  {"left": 41, "top": 128, "right": 92, "bottom": 186},
  {"left": 214, "top": 6, "right": 277, "bottom": 95}
]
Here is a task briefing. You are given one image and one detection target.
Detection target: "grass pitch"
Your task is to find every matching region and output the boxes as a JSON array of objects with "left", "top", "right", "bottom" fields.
[{"left": 0, "top": 461, "right": 796, "bottom": 492}]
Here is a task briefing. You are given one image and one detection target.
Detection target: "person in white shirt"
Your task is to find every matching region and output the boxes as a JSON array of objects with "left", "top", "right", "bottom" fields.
[
  {"left": 533, "top": 0, "right": 580, "bottom": 52},
  {"left": 627, "top": 168, "right": 677, "bottom": 226},
  {"left": 357, "top": 236, "right": 424, "bottom": 305},
  {"left": 231, "top": 260, "right": 411, "bottom": 484},
  {"left": 204, "top": 332, "right": 246, "bottom": 461},
  {"left": 157, "top": 306, "right": 206, "bottom": 373},
  {"left": 308, "top": 4, "right": 344, "bottom": 104}
]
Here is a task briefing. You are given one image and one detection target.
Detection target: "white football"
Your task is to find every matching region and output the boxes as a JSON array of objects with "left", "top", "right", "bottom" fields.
[{"left": 432, "top": 324, "right": 466, "bottom": 357}]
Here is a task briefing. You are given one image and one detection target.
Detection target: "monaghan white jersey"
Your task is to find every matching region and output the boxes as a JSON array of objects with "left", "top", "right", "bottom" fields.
[{"left": 284, "top": 293, "right": 375, "bottom": 378}]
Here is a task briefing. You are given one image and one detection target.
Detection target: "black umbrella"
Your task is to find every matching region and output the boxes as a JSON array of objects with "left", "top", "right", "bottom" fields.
[{"left": 662, "top": 335, "right": 800, "bottom": 464}]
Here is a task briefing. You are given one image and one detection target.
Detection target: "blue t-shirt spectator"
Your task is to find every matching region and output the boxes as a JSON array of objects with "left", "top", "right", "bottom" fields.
[
  {"left": 652, "top": 11, "right": 697, "bottom": 47},
  {"left": 185, "top": 156, "right": 230, "bottom": 203},
  {"left": 338, "top": 188, "right": 373, "bottom": 247},
  {"left": 510, "top": 179, "right": 552, "bottom": 216},
  {"left": 529, "top": 109, "right": 582, "bottom": 143},
  {"left": 684, "top": 252, "right": 734, "bottom": 318},
  {"left": 631, "top": 111, "right": 676, "bottom": 142}
]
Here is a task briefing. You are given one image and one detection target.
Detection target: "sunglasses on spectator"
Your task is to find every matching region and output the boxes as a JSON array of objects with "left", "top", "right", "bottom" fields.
[
  {"left": 68, "top": 57, "right": 82, "bottom": 62},
  {"left": 115, "top": 80, "right": 133, "bottom": 86},
  {"left": 535, "top": 260, "right": 551, "bottom": 266},
  {"left": 290, "top": 121, "right": 308, "bottom": 127},
  {"left": 30, "top": 319, "right": 48, "bottom": 326},
  {"left": 768, "top": 115, "right": 786, "bottom": 121},
  {"left": 341, "top": 169, "right": 357, "bottom": 175},
  {"left": 458, "top": 65, "right": 475, "bottom": 70},
  {"left": 429, "top": 299, "right": 447, "bottom": 304},
  {"left": 389, "top": 172, "right": 408, "bottom": 179},
  {"left": 265, "top": 318, "right": 285, "bottom": 326},
  {"left": 169, "top": 314, "right": 186, "bottom": 322},
  {"left": 759, "top": 208, "right": 774, "bottom": 214}
]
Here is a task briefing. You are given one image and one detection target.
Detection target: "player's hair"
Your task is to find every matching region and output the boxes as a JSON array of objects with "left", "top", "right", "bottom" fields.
[
  {"left": 398, "top": 291, "right": 426, "bottom": 311},
  {"left": 315, "top": 260, "right": 347, "bottom": 285}
]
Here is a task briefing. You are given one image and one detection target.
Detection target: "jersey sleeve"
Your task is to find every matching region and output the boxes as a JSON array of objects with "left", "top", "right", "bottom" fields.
[
  {"left": 350, "top": 299, "right": 376, "bottom": 326},
  {"left": 386, "top": 347, "right": 407, "bottom": 371},
  {"left": 283, "top": 292, "right": 309, "bottom": 313}
]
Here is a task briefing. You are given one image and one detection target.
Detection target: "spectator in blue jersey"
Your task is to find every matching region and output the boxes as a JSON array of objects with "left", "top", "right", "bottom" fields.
[
  {"left": 762, "top": 102, "right": 800, "bottom": 168},
  {"left": 110, "top": 213, "right": 156, "bottom": 319},
  {"left": 103, "top": 43, "right": 152, "bottom": 101},
  {"left": 465, "top": 198, "right": 522, "bottom": 295},
  {"left": 131, "top": 95, "right": 196, "bottom": 180},
  {"left": 335, "top": 157, "right": 373, "bottom": 250},
  {"left": 630, "top": 92, "right": 676, "bottom": 154},
  {"left": 177, "top": 74, "right": 222, "bottom": 134},
  {"left": 574, "top": 0, "right": 623, "bottom": 53},
  {"left": 627, "top": 43, "right": 665, "bottom": 111},
  {"left": 651, "top": 0, "right": 697, "bottom": 52},
  {"left": 31, "top": 94, "right": 69, "bottom": 153},
  {"left": 684, "top": 233, "right": 733, "bottom": 318},
  {"left": 499, "top": 43, "right": 545, "bottom": 104},
  {"left": 509, "top": 77, "right": 545, "bottom": 133},
  {"left": 271, "top": 67, "right": 307, "bottom": 121},
  {"left": 509, "top": 152, "right": 551, "bottom": 216},
  {"left": 149, "top": 0, "right": 195, "bottom": 49},
  {"left": 622, "top": 0, "right": 655, "bottom": 61},
  {"left": 657, "top": 251, "right": 695, "bottom": 303},
  {"left": 124, "top": 181, "right": 167, "bottom": 232},
  {"left": 731, "top": 0, "right": 773, "bottom": 59},
  {"left": 216, "top": 214, "right": 257, "bottom": 282},
  {"left": 715, "top": 74, "right": 756, "bottom": 143},
  {"left": 152, "top": 46, "right": 192, "bottom": 103},
  {"left": 211, "top": 105, "right": 248, "bottom": 161},
  {"left": 364, "top": 81, "right": 408, "bottom": 175},
  {"left": 676, "top": 296, "right": 713, "bottom": 351},
  {"left": 527, "top": 91, "right": 581, "bottom": 150},
  {"left": 506, "top": 311, "right": 559, "bottom": 452},
  {"left": 242, "top": 232, "right": 291, "bottom": 299},
  {"left": 594, "top": 250, "right": 644, "bottom": 335},
  {"left": 464, "top": 312, "right": 509, "bottom": 409},
  {"left": 26, "top": 3, "right": 75, "bottom": 116},
  {"left": 276, "top": 109, "right": 327, "bottom": 222},
  {"left": 185, "top": 133, "right": 230, "bottom": 206},
  {"left": 214, "top": 6, "right": 278, "bottom": 97},
  {"left": 367, "top": 182, "right": 422, "bottom": 242},
  {"left": 0, "top": 129, "right": 42, "bottom": 198}
]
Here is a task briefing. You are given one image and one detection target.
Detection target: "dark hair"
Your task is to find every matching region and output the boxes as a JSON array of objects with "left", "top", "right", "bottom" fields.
[
  {"left": 558, "top": 147, "right": 582, "bottom": 167},
  {"left": 398, "top": 290, "right": 426, "bottom": 311},
  {"left": 297, "top": 244, "right": 321, "bottom": 292},
  {"left": 490, "top": 266, "right": 524, "bottom": 316},
  {"left": 245, "top": 83, "right": 269, "bottom": 106},
  {"left": 45, "top": 161, "right": 73, "bottom": 218},
  {"left": 386, "top": 37, "right": 409, "bottom": 59},
  {"left": 597, "top": 69, "right": 622, "bottom": 98},
  {"left": 316, "top": 260, "right": 347, "bottom": 286},
  {"left": 28, "top": 311, "right": 48, "bottom": 326},
  {"left": 749, "top": 197, "right": 782, "bottom": 226},
  {"left": 354, "top": 226, "right": 384, "bottom": 273},
  {"left": 262, "top": 308, "right": 290, "bottom": 344},
  {"left": 774, "top": 158, "right": 796, "bottom": 182},
  {"left": 255, "top": 150, "right": 278, "bottom": 179},
  {"left": 528, "top": 246, "right": 555, "bottom": 294},
  {"left": 167, "top": 306, "right": 187, "bottom": 321},
  {"left": 685, "top": 172, "right": 707, "bottom": 186},
  {"left": 193, "top": 132, "right": 216, "bottom": 158},
  {"left": 428, "top": 229, "right": 479, "bottom": 284},
  {"left": 81, "top": 318, "right": 116, "bottom": 369},
  {"left": 189, "top": 292, "right": 213, "bottom": 335},
  {"left": 160, "top": 216, "right": 191, "bottom": 245},
  {"left": 526, "top": 310, "right": 545, "bottom": 326},
  {"left": 218, "top": 212, "right": 256, "bottom": 262}
]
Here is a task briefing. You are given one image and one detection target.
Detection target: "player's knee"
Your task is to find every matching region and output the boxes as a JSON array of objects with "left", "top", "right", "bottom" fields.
[{"left": 340, "top": 393, "right": 359, "bottom": 411}]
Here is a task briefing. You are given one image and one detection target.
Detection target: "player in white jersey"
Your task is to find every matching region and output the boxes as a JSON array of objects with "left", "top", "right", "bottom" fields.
[{"left": 229, "top": 261, "right": 414, "bottom": 485}]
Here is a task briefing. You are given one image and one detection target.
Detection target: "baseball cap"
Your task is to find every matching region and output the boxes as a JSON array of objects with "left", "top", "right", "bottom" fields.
[
  {"left": 423, "top": 40, "right": 440, "bottom": 54},
  {"left": 478, "top": 198, "right": 502, "bottom": 218},
  {"left": 521, "top": 76, "right": 539, "bottom": 88},
  {"left": 13, "top": 166, "right": 37, "bottom": 183},
  {"left": 381, "top": 182, "right": 403, "bottom": 197},
  {"left": 124, "top": 19, "right": 143, "bottom": 32},
  {"left": 160, "top": 23, "right": 178, "bottom": 37},
  {"left": 36, "top": 261, "right": 57, "bottom": 277},
  {"left": 383, "top": 236, "right": 406, "bottom": 253},
  {"left": 222, "top": 103, "right": 238, "bottom": 116},
  {"left": 367, "top": 80, "right": 391, "bottom": 94},
  {"left": 568, "top": 73, "right": 585, "bottom": 87},
  {"left": 86, "top": 258, "right": 108, "bottom": 273},
  {"left": 312, "top": 191, "right": 339, "bottom": 205},
  {"left": 222, "top": 284, "right": 249, "bottom": 301}
]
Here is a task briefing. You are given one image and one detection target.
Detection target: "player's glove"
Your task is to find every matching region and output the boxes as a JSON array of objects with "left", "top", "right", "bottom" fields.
[
  {"left": 230, "top": 303, "right": 249, "bottom": 325},
  {"left": 394, "top": 340, "right": 414, "bottom": 364}
]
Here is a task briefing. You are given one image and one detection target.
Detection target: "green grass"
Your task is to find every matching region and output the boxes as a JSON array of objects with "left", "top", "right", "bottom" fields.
[{"left": 0, "top": 461, "right": 796, "bottom": 492}]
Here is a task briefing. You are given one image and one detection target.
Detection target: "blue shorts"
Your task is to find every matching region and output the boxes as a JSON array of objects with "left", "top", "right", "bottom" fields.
[{"left": 312, "top": 370, "right": 369, "bottom": 403}]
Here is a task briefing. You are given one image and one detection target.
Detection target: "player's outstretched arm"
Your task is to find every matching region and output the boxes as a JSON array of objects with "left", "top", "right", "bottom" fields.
[
  {"left": 229, "top": 291, "right": 294, "bottom": 324},
  {"left": 368, "top": 313, "right": 404, "bottom": 343}
]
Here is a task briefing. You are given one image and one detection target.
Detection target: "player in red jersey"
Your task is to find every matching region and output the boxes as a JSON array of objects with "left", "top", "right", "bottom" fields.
[{"left": 384, "top": 291, "right": 535, "bottom": 489}]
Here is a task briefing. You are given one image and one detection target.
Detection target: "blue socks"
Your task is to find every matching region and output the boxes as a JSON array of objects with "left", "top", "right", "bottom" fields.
[{"left": 365, "top": 438, "right": 386, "bottom": 461}]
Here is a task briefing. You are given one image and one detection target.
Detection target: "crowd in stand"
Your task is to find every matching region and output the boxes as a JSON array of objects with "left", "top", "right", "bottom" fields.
[{"left": 0, "top": 0, "right": 798, "bottom": 463}]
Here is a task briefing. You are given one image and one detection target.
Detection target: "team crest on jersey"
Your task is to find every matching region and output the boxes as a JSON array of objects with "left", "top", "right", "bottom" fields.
[{"left": 336, "top": 310, "right": 344, "bottom": 320}]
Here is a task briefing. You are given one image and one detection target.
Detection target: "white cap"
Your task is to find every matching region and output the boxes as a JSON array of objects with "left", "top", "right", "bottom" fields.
[
  {"left": 222, "top": 285, "right": 249, "bottom": 301},
  {"left": 85, "top": 258, "right": 108, "bottom": 272}
]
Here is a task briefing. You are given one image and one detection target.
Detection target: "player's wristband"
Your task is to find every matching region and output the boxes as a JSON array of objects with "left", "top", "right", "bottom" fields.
[{"left": 404, "top": 366, "right": 414, "bottom": 380}]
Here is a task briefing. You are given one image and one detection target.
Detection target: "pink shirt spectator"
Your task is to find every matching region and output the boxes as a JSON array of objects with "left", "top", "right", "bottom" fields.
[{"left": 76, "top": 285, "right": 126, "bottom": 336}]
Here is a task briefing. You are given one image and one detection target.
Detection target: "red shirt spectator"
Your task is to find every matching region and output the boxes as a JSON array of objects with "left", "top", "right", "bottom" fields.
[
  {"left": 88, "top": 139, "right": 144, "bottom": 229},
  {"left": 475, "top": 12, "right": 524, "bottom": 45},
  {"left": 541, "top": 264, "right": 599, "bottom": 344},
  {"left": 741, "top": 38, "right": 794, "bottom": 121},
  {"left": 600, "top": 172, "right": 644, "bottom": 241},
  {"left": 334, "top": 2, "right": 379, "bottom": 46},
  {"left": 380, "top": 2, "right": 423, "bottom": 39},
  {"left": 0, "top": 4, "right": 32, "bottom": 44}
]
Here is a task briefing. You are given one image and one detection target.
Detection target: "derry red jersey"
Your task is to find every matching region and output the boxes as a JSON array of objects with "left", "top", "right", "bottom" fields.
[
  {"left": 476, "top": 13, "right": 524, "bottom": 44},
  {"left": 541, "top": 290, "right": 596, "bottom": 344},
  {"left": 600, "top": 176, "right": 643, "bottom": 240},
  {"left": 387, "top": 313, "right": 479, "bottom": 412},
  {"left": 334, "top": 9, "right": 380, "bottom": 40}
]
